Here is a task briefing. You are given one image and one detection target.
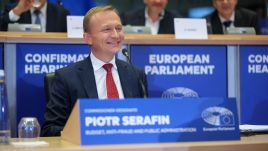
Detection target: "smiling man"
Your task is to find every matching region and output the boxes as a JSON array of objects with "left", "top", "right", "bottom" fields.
[
  {"left": 121, "top": 0, "right": 178, "bottom": 34},
  {"left": 205, "top": 0, "right": 260, "bottom": 34},
  {"left": 41, "top": 6, "right": 148, "bottom": 136}
]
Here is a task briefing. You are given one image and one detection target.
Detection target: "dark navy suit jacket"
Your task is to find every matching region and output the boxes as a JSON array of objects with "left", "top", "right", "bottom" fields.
[
  {"left": 205, "top": 8, "right": 260, "bottom": 34},
  {"left": 41, "top": 56, "right": 148, "bottom": 136},
  {"left": 0, "top": 2, "right": 69, "bottom": 32},
  {"left": 121, "top": 8, "right": 177, "bottom": 34}
]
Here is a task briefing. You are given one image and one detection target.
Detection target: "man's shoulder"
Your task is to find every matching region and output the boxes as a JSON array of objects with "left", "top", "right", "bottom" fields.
[
  {"left": 204, "top": 10, "right": 217, "bottom": 20},
  {"left": 164, "top": 10, "right": 179, "bottom": 19},
  {"left": 1, "top": 2, "right": 18, "bottom": 13},
  {"left": 116, "top": 59, "right": 129, "bottom": 68},
  {"left": 121, "top": 8, "right": 145, "bottom": 25},
  {"left": 47, "top": 3, "right": 69, "bottom": 14},
  {"left": 116, "top": 59, "right": 143, "bottom": 73},
  {"left": 123, "top": 8, "right": 144, "bottom": 17},
  {"left": 236, "top": 8, "right": 257, "bottom": 17},
  {"left": 56, "top": 57, "right": 89, "bottom": 75}
]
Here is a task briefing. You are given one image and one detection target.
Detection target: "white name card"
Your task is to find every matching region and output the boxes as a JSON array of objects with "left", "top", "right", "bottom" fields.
[
  {"left": 174, "top": 18, "right": 208, "bottom": 39},
  {"left": 67, "top": 16, "right": 84, "bottom": 38}
]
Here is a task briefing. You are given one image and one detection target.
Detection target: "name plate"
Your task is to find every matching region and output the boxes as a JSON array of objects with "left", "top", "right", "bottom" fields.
[
  {"left": 61, "top": 98, "right": 240, "bottom": 145},
  {"left": 174, "top": 18, "right": 208, "bottom": 39},
  {"left": 67, "top": 16, "right": 83, "bottom": 38}
]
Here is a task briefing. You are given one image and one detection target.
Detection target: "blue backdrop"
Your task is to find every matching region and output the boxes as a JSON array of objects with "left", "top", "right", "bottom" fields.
[
  {"left": 240, "top": 45, "right": 268, "bottom": 124},
  {"left": 130, "top": 45, "right": 228, "bottom": 98},
  {"left": 0, "top": 43, "right": 3, "bottom": 69},
  {"left": 16, "top": 43, "right": 90, "bottom": 127}
]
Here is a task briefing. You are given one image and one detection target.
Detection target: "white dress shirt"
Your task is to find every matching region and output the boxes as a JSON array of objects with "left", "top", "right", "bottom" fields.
[
  {"left": 90, "top": 52, "right": 124, "bottom": 99},
  {"left": 145, "top": 7, "right": 164, "bottom": 35},
  {"left": 218, "top": 12, "right": 235, "bottom": 34},
  {"left": 9, "top": 3, "right": 47, "bottom": 32}
]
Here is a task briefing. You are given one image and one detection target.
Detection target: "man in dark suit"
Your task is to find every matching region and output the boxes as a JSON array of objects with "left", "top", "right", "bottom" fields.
[
  {"left": 205, "top": 0, "right": 260, "bottom": 34},
  {"left": 121, "top": 0, "right": 177, "bottom": 34},
  {"left": 41, "top": 6, "right": 148, "bottom": 136},
  {"left": 0, "top": 0, "right": 69, "bottom": 32}
]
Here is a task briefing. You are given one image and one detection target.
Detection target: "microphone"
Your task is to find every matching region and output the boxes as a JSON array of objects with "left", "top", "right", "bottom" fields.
[
  {"left": 122, "top": 49, "right": 130, "bottom": 63},
  {"left": 122, "top": 48, "right": 147, "bottom": 98}
]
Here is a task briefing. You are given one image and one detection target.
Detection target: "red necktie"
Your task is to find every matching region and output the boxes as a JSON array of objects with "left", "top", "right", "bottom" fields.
[{"left": 103, "top": 64, "right": 119, "bottom": 99}]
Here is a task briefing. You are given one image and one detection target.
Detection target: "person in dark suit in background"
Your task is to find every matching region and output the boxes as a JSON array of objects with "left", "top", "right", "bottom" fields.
[
  {"left": 41, "top": 5, "right": 148, "bottom": 136},
  {"left": 121, "top": 0, "right": 177, "bottom": 34},
  {"left": 0, "top": 0, "right": 69, "bottom": 32},
  {"left": 205, "top": 0, "right": 260, "bottom": 34}
]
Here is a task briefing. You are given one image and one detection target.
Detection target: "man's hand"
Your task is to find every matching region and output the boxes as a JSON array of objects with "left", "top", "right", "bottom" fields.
[{"left": 12, "top": 0, "right": 33, "bottom": 16}]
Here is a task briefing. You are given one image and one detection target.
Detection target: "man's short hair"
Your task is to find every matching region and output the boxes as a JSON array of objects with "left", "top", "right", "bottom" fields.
[{"left": 83, "top": 5, "right": 120, "bottom": 33}]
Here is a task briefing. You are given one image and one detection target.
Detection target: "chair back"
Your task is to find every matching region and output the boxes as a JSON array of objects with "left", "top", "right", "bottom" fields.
[{"left": 44, "top": 73, "right": 55, "bottom": 104}]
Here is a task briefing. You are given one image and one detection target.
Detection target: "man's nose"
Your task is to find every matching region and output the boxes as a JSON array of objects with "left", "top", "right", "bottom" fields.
[{"left": 111, "top": 29, "right": 119, "bottom": 38}]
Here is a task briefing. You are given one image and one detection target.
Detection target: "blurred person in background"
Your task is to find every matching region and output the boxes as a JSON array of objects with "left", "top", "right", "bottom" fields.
[
  {"left": 205, "top": 0, "right": 260, "bottom": 34},
  {"left": 0, "top": 0, "right": 69, "bottom": 32},
  {"left": 48, "top": 0, "right": 95, "bottom": 16},
  {"left": 121, "top": 0, "right": 178, "bottom": 34}
]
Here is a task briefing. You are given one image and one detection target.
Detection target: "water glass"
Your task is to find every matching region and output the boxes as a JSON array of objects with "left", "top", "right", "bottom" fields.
[{"left": 18, "top": 117, "right": 40, "bottom": 139}]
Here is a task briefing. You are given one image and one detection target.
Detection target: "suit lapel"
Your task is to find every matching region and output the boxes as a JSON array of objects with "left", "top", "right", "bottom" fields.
[
  {"left": 137, "top": 10, "right": 146, "bottom": 25},
  {"left": 116, "top": 60, "right": 133, "bottom": 98},
  {"left": 77, "top": 57, "right": 98, "bottom": 98},
  {"left": 76, "top": 58, "right": 136, "bottom": 98},
  {"left": 158, "top": 10, "right": 167, "bottom": 34},
  {"left": 212, "top": 11, "right": 224, "bottom": 34},
  {"left": 46, "top": 3, "right": 54, "bottom": 32},
  {"left": 234, "top": 9, "right": 242, "bottom": 27}
]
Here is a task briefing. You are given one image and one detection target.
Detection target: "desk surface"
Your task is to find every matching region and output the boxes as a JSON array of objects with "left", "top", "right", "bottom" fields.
[
  {"left": 1, "top": 32, "right": 268, "bottom": 45},
  {"left": 1, "top": 135, "right": 268, "bottom": 151}
]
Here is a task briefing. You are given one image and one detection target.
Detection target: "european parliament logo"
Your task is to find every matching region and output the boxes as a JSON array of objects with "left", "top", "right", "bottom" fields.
[
  {"left": 162, "top": 87, "right": 199, "bottom": 98},
  {"left": 201, "top": 107, "right": 235, "bottom": 126}
]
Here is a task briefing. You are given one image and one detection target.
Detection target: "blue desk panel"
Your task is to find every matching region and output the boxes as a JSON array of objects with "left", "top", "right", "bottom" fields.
[
  {"left": 78, "top": 98, "right": 239, "bottom": 145},
  {"left": 130, "top": 45, "right": 228, "bottom": 98},
  {"left": 240, "top": 45, "right": 268, "bottom": 124}
]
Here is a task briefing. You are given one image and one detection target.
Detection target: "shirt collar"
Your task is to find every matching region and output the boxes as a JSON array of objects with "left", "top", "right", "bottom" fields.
[
  {"left": 30, "top": 2, "right": 47, "bottom": 16},
  {"left": 218, "top": 11, "right": 235, "bottom": 23},
  {"left": 90, "top": 52, "right": 117, "bottom": 72}
]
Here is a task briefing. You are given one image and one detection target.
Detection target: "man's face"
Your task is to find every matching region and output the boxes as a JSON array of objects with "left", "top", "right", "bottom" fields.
[
  {"left": 144, "top": 0, "right": 168, "bottom": 12},
  {"left": 84, "top": 11, "right": 124, "bottom": 58},
  {"left": 213, "top": 0, "right": 237, "bottom": 19}
]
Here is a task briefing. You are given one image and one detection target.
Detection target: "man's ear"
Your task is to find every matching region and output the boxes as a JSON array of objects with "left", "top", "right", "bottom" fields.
[{"left": 83, "top": 32, "right": 92, "bottom": 45}]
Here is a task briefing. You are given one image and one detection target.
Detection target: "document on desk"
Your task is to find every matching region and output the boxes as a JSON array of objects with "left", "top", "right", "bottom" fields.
[
  {"left": 11, "top": 141, "right": 49, "bottom": 147},
  {"left": 240, "top": 124, "right": 268, "bottom": 132}
]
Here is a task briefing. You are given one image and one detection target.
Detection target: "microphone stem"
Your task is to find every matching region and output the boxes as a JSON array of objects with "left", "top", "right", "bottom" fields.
[{"left": 122, "top": 49, "right": 147, "bottom": 98}]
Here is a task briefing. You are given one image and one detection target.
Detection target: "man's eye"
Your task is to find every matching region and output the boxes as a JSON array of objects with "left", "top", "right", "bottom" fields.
[
  {"left": 103, "top": 28, "right": 111, "bottom": 32},
  {"left": 116, "top": 27, "right": 122, "bottom": 31}
]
